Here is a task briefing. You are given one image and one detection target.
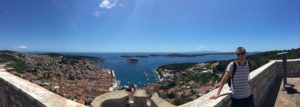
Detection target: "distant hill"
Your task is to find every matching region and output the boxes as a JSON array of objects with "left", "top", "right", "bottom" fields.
[
  {"left": 39, "top": 53, "right": 105, "bottom": 62},
  {"left": 157, "top": 48, "right": 300, "bottom": 74},
  {"left": 148, "top": 52, "right": 235, "bottom": 58},
  {"left": 212, "top": 48, "right": 300, "bottom": 74},
  {"left": 0, "top": 51, "right": 105, "bottom": 73}
]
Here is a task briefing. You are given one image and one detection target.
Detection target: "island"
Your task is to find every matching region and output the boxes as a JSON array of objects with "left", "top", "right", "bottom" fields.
[
  {"left": 149, "top": 54, "right": 161, "bottom": 57},
  {"left": 148, "top": 52, "right": 235, "bottom": 58},
  {"left": 120, "top": 55, "right": 148, "bottom": 58},
  {"left": 164, "top": 53, "right": 204, "bottom": 57},
  {"left": 40, "top": 53, "right": 105, "bottom": 62},
  {"left": 126, "top": 59, "right": 139, "bottom": 63}
]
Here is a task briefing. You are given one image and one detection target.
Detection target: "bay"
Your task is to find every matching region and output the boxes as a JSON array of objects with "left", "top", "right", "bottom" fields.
[{"left": 62, "top": 53, "right": 236, "bottom": 87}]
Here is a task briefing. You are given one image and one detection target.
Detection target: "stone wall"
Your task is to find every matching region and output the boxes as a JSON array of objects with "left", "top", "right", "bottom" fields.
[
  {"left": 91, "top": 90, "right": 167, "bottom": 107},
  {"left": 91, "top": 90, "right": 129, "bottom": 106},
  {"left": 179, "top": 59, "right": 300, "bottom": 107},
  {"left": 151, "top": 93, "right": 175, "bottom": 107},
  {"left": 251, "top": 59, "right": 300, "bottom": 107},
  {"left": 0, "top": 77, "right": 45, "bottom": 107},
  {"left": 249, "top": 61, "right": 279, "bottom": 107},
  {"left": 0, "top": 69, "right": 84, "bottom": 107},
  {"left": 279, "top": 59, "right": 300, "bottom": 77}
]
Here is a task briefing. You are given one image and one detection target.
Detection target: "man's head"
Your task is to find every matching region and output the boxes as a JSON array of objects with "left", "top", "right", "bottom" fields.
[{"left": 236, "top": 47, "right": 246, "bottom": 61}]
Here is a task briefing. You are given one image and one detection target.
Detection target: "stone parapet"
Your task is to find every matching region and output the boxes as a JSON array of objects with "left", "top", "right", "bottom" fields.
[{"left": 0, "top": 71, "right": 84, "bottom": 107}]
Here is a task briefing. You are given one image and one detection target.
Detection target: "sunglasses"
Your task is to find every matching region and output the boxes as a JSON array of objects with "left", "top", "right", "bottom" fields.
[{"left": 236, "top": 52, "right": 246, "bottom": 56}]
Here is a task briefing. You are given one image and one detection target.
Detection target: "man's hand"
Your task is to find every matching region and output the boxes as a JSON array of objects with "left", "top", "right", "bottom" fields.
[
  {"left": 209, "top": 94, "right": 220, "bottom": 99},
  {"left": 215, "top": 82, "right": 221, "bottom": 88},
  {"left": 210, "top": 71, "right": 229, "bottom": 100}
]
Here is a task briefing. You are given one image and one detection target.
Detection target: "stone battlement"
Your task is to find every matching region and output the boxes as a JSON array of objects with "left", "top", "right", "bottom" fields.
[{"left": 0, "top": 69, "right": 84, "bottom": 107}]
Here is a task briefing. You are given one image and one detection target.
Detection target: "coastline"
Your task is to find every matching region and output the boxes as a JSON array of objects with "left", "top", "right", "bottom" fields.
[
  {"left": 109, "top": 69, "right": 119, "bottom": 91},
  {"left": 89, "top": 53, "right": 237, "bottom": 88},
  {"left": 153, "top": 69, "right": 162, "bottom": 82}
]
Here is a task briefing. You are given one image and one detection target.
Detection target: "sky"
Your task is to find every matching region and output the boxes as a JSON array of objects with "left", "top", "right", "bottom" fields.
[{"left": 0, "top": 0, "right": 299, "bottom": 52}]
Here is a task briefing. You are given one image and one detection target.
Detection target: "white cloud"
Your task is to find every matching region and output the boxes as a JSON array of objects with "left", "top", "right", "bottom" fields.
[
  {"left": 14, "top": 45, "right": 28, "bottom": 50},
  {"left": 99, "top": 0, "right": 118, "bottom": 9},
  {"left": 197, "top": 45, "right": 205, "bottom": 50},
  {"left": 93, "top": 11, "right": 101, "bottom": 17},
  {"left": 18, "top": 45, "right": 27, "bottom": 49}
]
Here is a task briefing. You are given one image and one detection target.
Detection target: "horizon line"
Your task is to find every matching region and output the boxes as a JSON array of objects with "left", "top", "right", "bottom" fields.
[{"left": 1, "top": 47, "right": 299, "bottom": 54}]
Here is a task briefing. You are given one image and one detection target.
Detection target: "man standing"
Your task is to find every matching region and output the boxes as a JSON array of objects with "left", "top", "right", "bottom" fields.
[{"left": 210, "top": 47, "right": 255, "bottom": 107}]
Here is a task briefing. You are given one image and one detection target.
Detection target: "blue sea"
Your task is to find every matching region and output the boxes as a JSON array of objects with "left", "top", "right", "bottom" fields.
[{"left": 59, "top": 53, "right": 237, "bottom": 87}]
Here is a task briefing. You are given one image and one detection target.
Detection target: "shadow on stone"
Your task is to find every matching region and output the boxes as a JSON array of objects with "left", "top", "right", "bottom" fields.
[
  {"left": 286, "top": 88, "right": 300, "bottom": 94},
  {"left": 219, "top": 93, "right": 231, "bottom": 97},
  {"left": 262, "top": 77, "right": 282, "bottom": 107}
]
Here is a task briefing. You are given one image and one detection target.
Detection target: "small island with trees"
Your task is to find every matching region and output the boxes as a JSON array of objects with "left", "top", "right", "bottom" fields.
[
  {"left": 126, "top": 59, "right": 139, "bottom": 63},
  {"left": 120, "top": 55, "right": 148, "bottom": 58}
]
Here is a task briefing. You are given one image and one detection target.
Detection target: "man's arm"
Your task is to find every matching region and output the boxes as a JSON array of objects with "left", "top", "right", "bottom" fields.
[{"left": 209, "top": 70, "right": 231, "bottom": 99}]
